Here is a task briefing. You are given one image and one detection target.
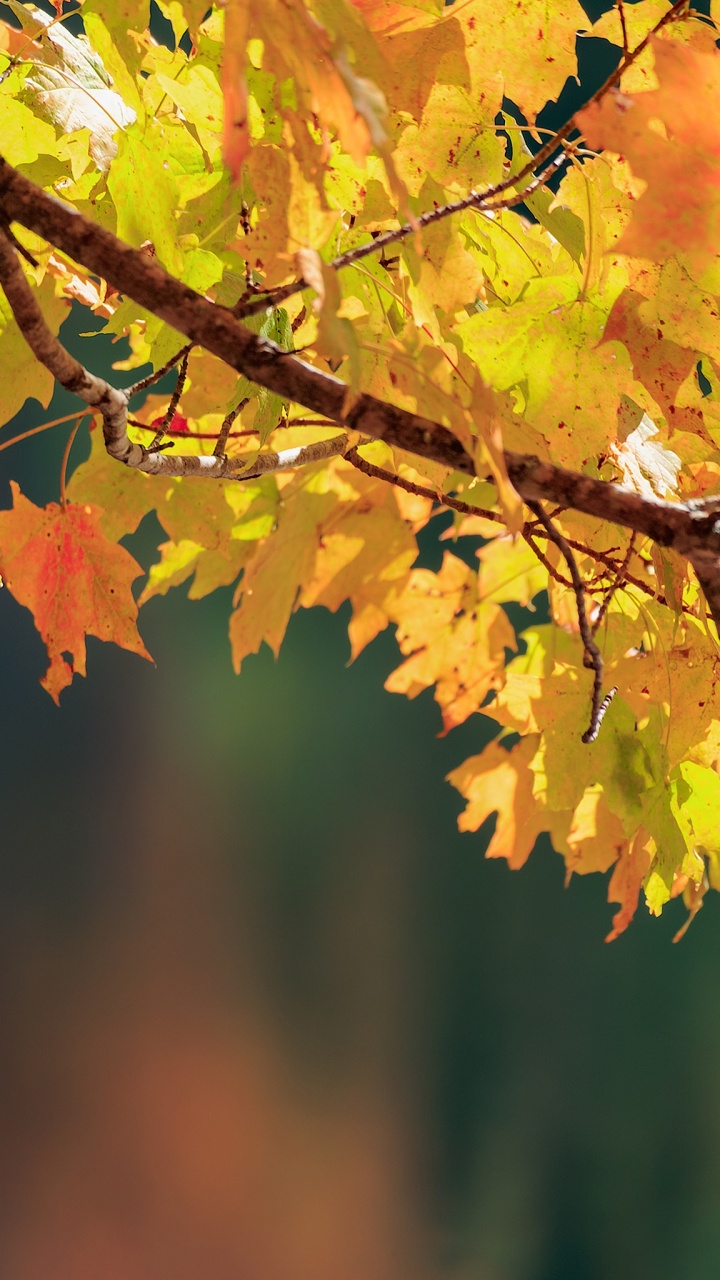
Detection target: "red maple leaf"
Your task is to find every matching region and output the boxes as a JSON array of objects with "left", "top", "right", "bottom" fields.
[
  {"left": 0, "top": 483, "right": 151, "bottom": 702},
  {"left": 150, "top": 413, "right": 190, "bottom": 434}
]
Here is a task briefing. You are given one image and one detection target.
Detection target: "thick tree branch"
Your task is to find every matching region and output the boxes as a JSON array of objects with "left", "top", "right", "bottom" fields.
[
  {"left": 2, "top": 156, "right": 720, "bottom": 627},
  {"left": 0, "top": 227, "right": 130, "bottom": 455},
  {"left": 0, "top": 225, "right": 348, "bottom": 481}
]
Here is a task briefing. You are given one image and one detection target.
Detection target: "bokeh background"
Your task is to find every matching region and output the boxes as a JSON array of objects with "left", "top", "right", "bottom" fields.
[{"left": 2, "top": 2, "right": 720, "bottom": 1277}]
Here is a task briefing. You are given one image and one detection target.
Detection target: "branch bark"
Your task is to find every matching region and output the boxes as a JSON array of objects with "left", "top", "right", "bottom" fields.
[{"left": 1, "top": 155, "right": 720, "bottom": 625}]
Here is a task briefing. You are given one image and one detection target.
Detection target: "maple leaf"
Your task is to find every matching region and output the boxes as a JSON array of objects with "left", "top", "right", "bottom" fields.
[
  {"left": 349, "top": 0, "right": 442, "bottom": 35},
  {"left": 299, "top": 474, "right": 417, "bottom": 645},
  {"left": 565, "top": 787, "right": 628, "bottom": 879},
  {"left": 385, "top": 553, "right": 515, "bottom": 734},
  {"left": 0, "top": 484, "right": 151, "bottom": 702},
  {"left": 46, "top": 254, "right": 120, "bottom": 318},
  {"left": 448, "top": 736, "right": 562, "bottom": 869},
  {"left": 107, "top": 121, "right": 182, "bottom": 272},
  {"left": 229, "top": 477, "right": 337, "bottom": 671},
  {"left": 602, "top": 288, "right": 707, "bottom": 439},
  {"left": 605, "top": 830, "right": 654, "bottom": 942},
  {"left": 5, "top": 1, "right": 137, "bottom": 171},
  {"left": 611, "top": 610, "right": 720, "bottom": 774},
  {"left": 577, "top": 37, "right": 720, "bottom": 272}
]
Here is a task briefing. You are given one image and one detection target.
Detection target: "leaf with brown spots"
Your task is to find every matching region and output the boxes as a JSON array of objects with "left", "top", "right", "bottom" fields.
[{"left": 603, "top": 289, "right": 709, "bottom": 439}]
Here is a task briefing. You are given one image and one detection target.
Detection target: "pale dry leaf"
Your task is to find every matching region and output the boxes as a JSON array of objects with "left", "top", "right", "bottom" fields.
[
  {"left": 610, "top": 413, "right": 681, "bottom": 499},
  {"left": 9, "top": 2, "right": 136, "bottom": 172}
]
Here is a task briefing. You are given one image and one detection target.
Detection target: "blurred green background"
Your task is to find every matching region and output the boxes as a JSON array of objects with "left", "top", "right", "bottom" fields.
[{"left": 2, "top": 2, "right": 720, "bottom": 1275}]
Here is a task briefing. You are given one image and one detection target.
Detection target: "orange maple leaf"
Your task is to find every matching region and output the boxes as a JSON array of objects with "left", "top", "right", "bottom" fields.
[
  {"left": 447, "top": 736, "right": 549, "bottom": 869},
  {"left": 578, "top": 37, "right": 720, "bottom": 270},
  {"left": 605, "top": 829, "right": 653, "bottom": 942},
  {"left": 0, "top": 483, "right": 151, "bottom": 702}
]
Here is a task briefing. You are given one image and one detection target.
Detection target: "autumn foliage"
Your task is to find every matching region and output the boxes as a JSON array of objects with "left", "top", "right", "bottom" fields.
[{"left": 1, "top": 0, "right": 720, "bottom": 938}]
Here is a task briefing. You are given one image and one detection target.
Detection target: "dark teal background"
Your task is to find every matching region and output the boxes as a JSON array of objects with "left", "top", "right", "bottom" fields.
[{"left": 1, "top": 2, "right": 720, "bottom": 1275}]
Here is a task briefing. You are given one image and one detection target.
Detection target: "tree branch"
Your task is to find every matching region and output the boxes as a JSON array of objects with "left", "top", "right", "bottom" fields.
[
  {"left": 617, "top": 0, "right": 630, "bottom": 59},
  {"left": 2, "top": 155, "right": 720, "bottom": 629},
  {"left": 0, "top": 226, "right": 130, "bottom": 458},
  {"left": 345, "top": 449, "right": 686, "bottom": 604},
  {"left": 0, "top": 224, "right": 348, "bottom": 482},
  {"left": 592, "top": 531, "right": 636, "bottom": 634}
]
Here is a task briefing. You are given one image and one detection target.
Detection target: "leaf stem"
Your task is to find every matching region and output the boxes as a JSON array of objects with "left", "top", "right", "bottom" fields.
[
  {"left": 59, "top": 414, "right": 84, "bottom": 511},
  {"left": 0, "top": 409, "right": 95, "bottom": 453}
]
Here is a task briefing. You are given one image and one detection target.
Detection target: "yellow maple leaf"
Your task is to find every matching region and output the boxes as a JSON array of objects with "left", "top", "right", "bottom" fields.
[
  {"left": 448, "top": 736, "right": 552, "bottom": 868},
  {"left": 385, "top": 552, "right": 515, "bottom": 732}
]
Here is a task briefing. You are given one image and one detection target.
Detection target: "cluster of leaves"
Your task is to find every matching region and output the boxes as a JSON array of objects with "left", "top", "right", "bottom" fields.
[{"left": 2, "top": 0, "right": 720, "bottom": 938}]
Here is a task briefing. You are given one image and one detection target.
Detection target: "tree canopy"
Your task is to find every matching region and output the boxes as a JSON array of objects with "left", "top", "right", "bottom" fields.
[{"left": 0, "top": 0, "right": 719, "bottom": 939}]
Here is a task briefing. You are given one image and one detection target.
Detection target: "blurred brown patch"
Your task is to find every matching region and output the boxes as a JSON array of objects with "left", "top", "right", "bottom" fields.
[{"left": 0, "top": 776, "right": 427, "bottom": 1280}]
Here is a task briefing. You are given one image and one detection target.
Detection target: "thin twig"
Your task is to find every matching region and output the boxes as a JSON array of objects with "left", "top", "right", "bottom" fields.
[
  {"left": 344, "top": 448, "right": 697, "bottom": 611},
  {"left": 617, "top": 0, "right": 629, "bottom": 58},
  {"left": 0, "top": 216, "right": 38, "bottom": 268},
  {"left": 346, "top": 442, "right": 682, "bottom": 639},
  {"left": 527, "top": 500, "right": 615, "bottom": 743},
  {"left": 126, "top": 343, "right": 192, "bottom": 399},
  {"left": 59, "top": 415, "right": 83, "bottom": 510},
  {"left": 149, "top": 348, "right": 189, "bottom": 450},
  {"left": 593, "top": 531, "right": 637, "bottom": 634},
  {"left": 127, "top": 417, "right": 256, "bottom": 440},
  {"left": 523, "top": 529, "right": 573, "bottom": 588},
  {"left": 234, "top": 0, "right": 691, "bottom": 322},
  {"left": 0, "top": 409, "right": 97, "bottom": 452},
  {"left": 236, "top": 153, "right": 569, "bottom": 321},
  {"left": 213, "top": 398, "right": 248, "bottom": 456},
  {"left": 345, "top": 446, "right": 502, "bottom": 523}
]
